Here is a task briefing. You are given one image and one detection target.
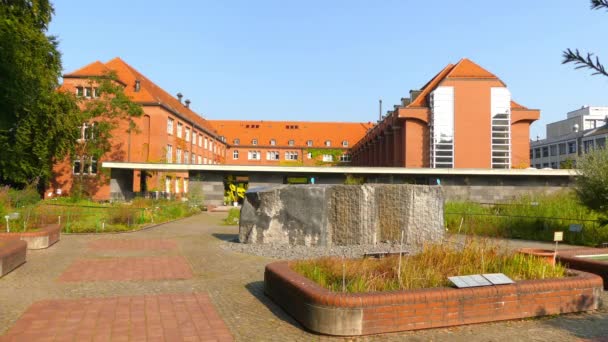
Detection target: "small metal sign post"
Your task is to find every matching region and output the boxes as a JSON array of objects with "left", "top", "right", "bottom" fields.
[{"left": 554, "top": 231, "right": 563, "bottom": 266}]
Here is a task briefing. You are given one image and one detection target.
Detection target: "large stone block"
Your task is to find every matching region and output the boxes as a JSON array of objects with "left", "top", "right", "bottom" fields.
[{"left": 239, "top": 184, "right": 444, "bottom": 246}]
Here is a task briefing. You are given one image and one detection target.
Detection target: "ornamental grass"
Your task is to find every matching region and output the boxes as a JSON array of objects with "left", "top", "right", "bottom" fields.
[{"left": 291, "top": 239, "right": 567, "bottom": 293}]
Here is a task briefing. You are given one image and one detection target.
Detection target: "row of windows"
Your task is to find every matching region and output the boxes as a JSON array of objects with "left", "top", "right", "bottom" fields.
[
  {"left": 72, "top": 156, "right": 98, "bottom": 175},
  {"left": 531, "top": 137, "right": 607, "bottom": 159},
  {"left": 232, "top": 139, "right": 348, "bottom": 147},
  {"left": 167, "top": 118, "right": 221, "bottom": 153},
  {"left": 232, "top": 150, "right": 351, "bottom": 162},
  {"left": 75, "top": 86, "right": 100, "bottom": 98},
  {"left": 166, "top": 145, "right": 220, "bottom": 164},
  {"left": 165, "top": 177, "right": 188, "bottom": 194}
]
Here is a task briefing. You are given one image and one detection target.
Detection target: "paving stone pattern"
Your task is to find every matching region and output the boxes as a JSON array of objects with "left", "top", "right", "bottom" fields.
[
  {"left": 58, "top": 256, "right": 193, "bottom": 282},
  {"left": 1, "top": 213, "right": 608, "bottom": 341},
  {"left": 88, "top": 239, "right": 178, "bottom": 251},
  {"left": 0, "top": 293, "right": 232, "bottom": 342}
]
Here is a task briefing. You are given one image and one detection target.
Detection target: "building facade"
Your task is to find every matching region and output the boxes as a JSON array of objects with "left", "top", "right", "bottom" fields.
[
  {"left": 530, "top": 106, "right": 608, "bottom": 169},
  {"left": 350, "top": 59, "right": 540, "bottom": 169}
]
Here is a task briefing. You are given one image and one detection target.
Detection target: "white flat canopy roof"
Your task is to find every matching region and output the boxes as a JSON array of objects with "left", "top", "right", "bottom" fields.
[{"left": 102, "top": 162, "right": 577, "bottom": 177}]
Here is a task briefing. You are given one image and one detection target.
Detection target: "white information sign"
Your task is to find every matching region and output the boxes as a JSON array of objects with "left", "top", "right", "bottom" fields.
[{"left": 554, "top": 231, "right": 564, "bottom": 242}]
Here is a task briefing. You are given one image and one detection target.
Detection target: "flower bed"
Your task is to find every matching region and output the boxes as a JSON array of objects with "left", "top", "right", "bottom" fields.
[
  {"left": 0, "top": 239, "right": 27, "bottom": 277},
  {"left": 0, "top": 224, "right": 61, "bottom": 249},
  {"left": 558, "top": 248, "right": 608, "bottom": 289},
  {"left": 264, "top": 261, "right": 602, "bottom": 336}
]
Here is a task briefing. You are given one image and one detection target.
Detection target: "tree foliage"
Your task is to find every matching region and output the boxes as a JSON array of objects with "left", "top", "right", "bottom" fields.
[
  {"left": 575, "top": 148, "right": 608, "bottom": 215},
  {"left": 562, "top": 1, "right": 608, "bottom": 76},
  {"left": 0, "top": 0, "right": 81, "bottom": 187}
]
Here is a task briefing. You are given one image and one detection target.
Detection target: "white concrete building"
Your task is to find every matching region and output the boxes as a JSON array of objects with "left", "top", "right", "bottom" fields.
[{"left": 531, "top": 106, "right": 608, "bottom": 168}]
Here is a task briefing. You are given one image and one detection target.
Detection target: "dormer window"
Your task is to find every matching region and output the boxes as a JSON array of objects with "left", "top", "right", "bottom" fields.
[
  {"left": 288, "top": 140, "right": 295, "bottom": 146},
  {"left": 234, "top": 138, "right": 240, "bottom": 145},
  {"left": 270, "top": 139, "right": 276, "bottom": 146},
  {"left": 342, "top": 140, "right": 348, "bottom": 147},
  {"left": 252, "top": 139, "right": 258, "bottom": 145},
  {"left": 307, "top": 140, "right": 313, "bottom": 147},
  {"left": 325, "top": 140, "right": 331, "bottom": 147}
]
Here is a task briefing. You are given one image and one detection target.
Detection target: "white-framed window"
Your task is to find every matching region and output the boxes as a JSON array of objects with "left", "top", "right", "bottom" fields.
[
  {"left": 175, "top": 177, "right": 181, "bottom": 193},
  {"left": 285, "top": 151, "right": 298, "bottom": 160},
  {"left": 166, "top": 145, "right": 173, "bottom": 163},
  {"left": 204, "top": 137, "right": 208, "bottom": 149},
  {"left": 204, "top": 157, "right": 208, "bottom": 164},
  {"left": 324, "top": 140, "right": 331, "bottom": 147},
  {"left": 185, "top": 127, "right": 190, "bottom": 142},
  {"left": 306, "top": 140, "right": 313, "bottom": 147},
  {"left": 177, "top": 122, "right": 183, "bottom": 138},
  {"left": 322, "top": 154, "right": 334, "bottom": 162},
  {"left": 270, "top": 139, "right": 276, "bottom": 146},
  {"left": 339, "top": 154, "right": 351, "bottom": 162},
  {"left": 210, "top": 141, "right": 214, "bottom": 151},
  {"left": 76, "top": 87, "right": 83, "bottom": 97},
  {"left": 342, "top": 140, "right": 348, "bottom": 147},
  {"left": 248, "top": 150, "right": 261, "bottom": 160},
  {"left": 192, "top": 132, "right": 197, "bottom": 145},
  {"left": 307, "top": 152, "right": 312, "bottom": 159},
  {"left": 266, "top": 151, "right": 280, "bottom": 160},
  {"left": 197, "top": 155, "right": 202, "bottom": 164},
  {"left": 184, "top": 151, "right": 189, "bottom": 164},
  {"left": 198, "top": 134, "right": 203, "bottom": 147},
  {"left": 183, "top": 178, "right": 188, "bottom": 194},
  {"left": 252, "top": 139, "right": 258, "bottom": 146},
  {"left": 233, "top": 150, "right": 239, "bottom": 160},
  {"left": 84, "top": 87, "right": 92, "bottom": 98},
  {"left": 72, "top": 155, "right": 97, "bottom": 175},
  {"left": 167, "top": 118, "right": 174, "bottom": 135},
  {"left": 234, "top": 138, "right": 240, "bottom": 145},
  {"left": 191, "top": 154, "right": 195, "bottom": 164},
  {"left": 176, "top": 148, "right": 182, "bottom": 163},
  {"left": 165, "top": 176, "right": 171, "bottom": 193},
  {"left": 288, "top": 140, "right": 295, "bottom": 146},
  {"left": 77, "top": 122, "right": 97, "bottom": 142}
]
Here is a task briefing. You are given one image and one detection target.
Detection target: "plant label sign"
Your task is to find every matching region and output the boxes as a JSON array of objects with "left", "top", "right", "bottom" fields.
[
  {"left": 569, "top": 224, "right": 583, "bottom": 233},
  {"left": 554, "top": 231, "right": 564, "bottom": 242}
]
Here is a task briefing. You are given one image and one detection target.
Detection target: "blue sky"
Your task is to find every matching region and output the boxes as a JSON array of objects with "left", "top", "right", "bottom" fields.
[{"left": 49, "top": 0, "right": 608, "bottom": 139}]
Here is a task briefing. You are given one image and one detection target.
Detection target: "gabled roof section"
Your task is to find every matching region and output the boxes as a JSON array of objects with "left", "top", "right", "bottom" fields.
[
  {"left": 510, "top": 100, "right": 528, "bottom": 110},
  {"left": 210, "top": 120, "right": 374, "bottom": 148},
  {"left": 64, "top": 61, "right": 111, "bottom": 77},
  {"left": 407, "top": 63, "right": 455, "bottom": 107},
  {"left": 445, "top": 58, "right": 498, "bottom": 79},
  {"left": 64, "top": 57, "right": 218, "bottom": 136}
]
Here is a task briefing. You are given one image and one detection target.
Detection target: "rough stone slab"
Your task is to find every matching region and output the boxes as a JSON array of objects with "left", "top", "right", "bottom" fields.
[{"left": 239, "top": 184, "right": 444, "bottom": 246}]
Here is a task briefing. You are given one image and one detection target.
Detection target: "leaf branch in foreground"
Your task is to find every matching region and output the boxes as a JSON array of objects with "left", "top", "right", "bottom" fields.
[{"left": 562, "top": 48, "right": 608, "bottom": 77}]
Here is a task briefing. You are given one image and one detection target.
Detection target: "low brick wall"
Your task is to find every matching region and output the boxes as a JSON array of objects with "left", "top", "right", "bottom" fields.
[
  {"left": 0, "top": 239, "right": 27, "bottom": 277},
  {"left": 264, "top": 261, "right": 603, "bottom": 336},
  {"left": 558, "top": 248, "right": 608, "bottom": 290},
  {"left": 0, "top": 224, "right": 61, "bottom": 249}
]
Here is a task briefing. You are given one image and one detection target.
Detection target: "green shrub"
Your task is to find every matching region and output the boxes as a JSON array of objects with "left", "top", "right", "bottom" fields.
[{"left": 222, "top": 208, "right": 240, "bottom": 225}]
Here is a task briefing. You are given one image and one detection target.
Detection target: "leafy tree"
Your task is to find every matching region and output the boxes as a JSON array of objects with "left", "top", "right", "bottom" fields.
[
  {"left": 562, "top": 0, "right": 608, "bottom": 76},
  {"left": 0, "top": 0, "right": 81, "bottom": 187},
  {"left": 71, "top": 73, "right": 144, "bottom": 197},
  {"left": 575, "top": 148, "right": 608, "bottom": 214}
]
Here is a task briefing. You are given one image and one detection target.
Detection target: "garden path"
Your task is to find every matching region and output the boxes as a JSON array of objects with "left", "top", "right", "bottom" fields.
[{"left": 0, "top": 213, "right": 607, "bottom": 341}]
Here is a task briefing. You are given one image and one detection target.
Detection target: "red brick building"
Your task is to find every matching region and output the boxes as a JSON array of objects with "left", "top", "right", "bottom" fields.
[
  {"left": 350, "top": 59, "right": 539, "bottom": 169},
  {"left": 49, "top": 57, "right": 539, "bottom": 200}
]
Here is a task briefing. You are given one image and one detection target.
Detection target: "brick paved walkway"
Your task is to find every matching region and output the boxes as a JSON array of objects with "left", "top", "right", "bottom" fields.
[
  {"left": 58, "top": 256, "right": 193, "bottom": 282},
  {"left": 0, "top": 294, "right": 232, "bottom": 342},
  {"left": 88, "top": 239, "right": 177, "bottom": 251},
  {"left": 1, "top": 213, "right": 608, "bottom": 341}
]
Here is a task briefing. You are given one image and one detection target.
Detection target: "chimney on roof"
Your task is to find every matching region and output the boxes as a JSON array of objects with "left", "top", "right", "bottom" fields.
[
  {"left": 401, "top": 97, "right": 411, "bottom": 106},
  {"left": 177, "top": 92, "right": 183, "bottom": 103},
  {"left": 409, "top": 90, "right": 422, "bottom": 102},
  {"left": 379, "top": 99, "right": 382, "bottom": 121},
  {"left": 185, "top": 99, "right": 191, "bottom": 108},
  {"left": 134, "top": 80, "right": 141, "bottom": 92}
]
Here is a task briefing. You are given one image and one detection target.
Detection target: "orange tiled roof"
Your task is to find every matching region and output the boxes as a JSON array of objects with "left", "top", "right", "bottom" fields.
[
  {"left": 63, "top": 58, "right": 218, "bottom": 136},
  {"left": 408, "top": 63, "right": 455, "bottom": 107},
  {"left": 445, "top": 58, "right": 497, "bottom": 79},
  {"left": 210, "top": 120, "right": 374, "bottom": 148}
]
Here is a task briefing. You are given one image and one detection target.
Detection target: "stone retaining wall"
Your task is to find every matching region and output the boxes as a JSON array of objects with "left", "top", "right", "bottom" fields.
[
  {"left": 0, "top": 239, "right": 27, "bottom": 277},
  {"left": 0, "top": 224, "right": 61, "bottom": 249},
  {"left": 264, "top": 261, "right": 603, "bottom": 336}
]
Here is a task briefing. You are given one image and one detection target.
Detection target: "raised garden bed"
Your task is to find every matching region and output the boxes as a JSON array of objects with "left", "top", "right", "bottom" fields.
[
  {"left": 558, "top": 248, "right": 608, "bottom": 289},
  {"left": 0, "top": 239, "right": 27, "bottom": 277},
  {"left": 0, "top": 224, "right": 61, "bottom": 249},
  {"left": 264, "top": 261, "right": 603, "bottom": 336}
]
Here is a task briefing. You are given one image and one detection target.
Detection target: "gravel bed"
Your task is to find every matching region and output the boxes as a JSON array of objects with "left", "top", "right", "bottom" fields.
[{"left": 219, "top": 239, "right": 422, "bottom": 260}]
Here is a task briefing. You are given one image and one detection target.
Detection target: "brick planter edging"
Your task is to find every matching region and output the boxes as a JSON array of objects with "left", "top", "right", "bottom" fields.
[
  {"left": 558, "top": 248, "right": 608, "bottom": 290},
  {"left": 0, "top": 239, "right": 27, "bottom": 277},
  {"left": 0, "top": 224, "right": 61, "bottom": 249},
  {"left": 264, "top": 261, "right": 603, "bottom": 336}
]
